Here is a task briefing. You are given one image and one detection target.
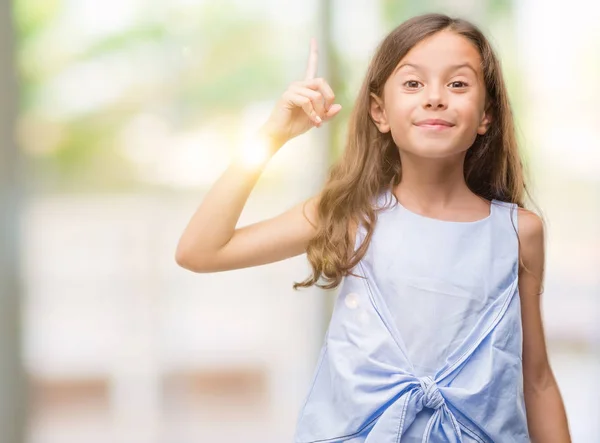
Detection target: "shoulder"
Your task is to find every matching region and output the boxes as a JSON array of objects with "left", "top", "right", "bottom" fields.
[
  {"left": 517, "top": 207, "right": 544, "bottom": 243},
  {"left": 516, "top": 207, "right": 545, "bottom": 269}
]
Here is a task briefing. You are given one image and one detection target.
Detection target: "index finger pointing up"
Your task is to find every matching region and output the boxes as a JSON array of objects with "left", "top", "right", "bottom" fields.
[{"left": 304, "top": 37, "right": 318, "bottom": 81}]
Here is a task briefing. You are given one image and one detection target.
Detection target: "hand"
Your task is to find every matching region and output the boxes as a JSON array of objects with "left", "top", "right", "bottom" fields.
[{"left": 261, "top": 37, "right": 342, "bottom": 146}]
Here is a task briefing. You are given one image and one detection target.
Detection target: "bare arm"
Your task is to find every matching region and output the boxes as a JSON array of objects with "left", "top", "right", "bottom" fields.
[
  {"left": 175, "top": 140, "right": 320, "bottom": 272},
  {"left": 518, "top": 208, "right": 571, "bottom": 442},
  {"left": 175, "top": 38, "right": 342, "bottom": 273}
]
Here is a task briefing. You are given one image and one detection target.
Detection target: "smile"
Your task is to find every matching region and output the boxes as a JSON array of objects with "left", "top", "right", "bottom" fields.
[
  {"left": 413, "top": 118, "right": 455, "bottom": 131},
  {"left": 414, "top": 123, "right": 454, "bottom": 131}
]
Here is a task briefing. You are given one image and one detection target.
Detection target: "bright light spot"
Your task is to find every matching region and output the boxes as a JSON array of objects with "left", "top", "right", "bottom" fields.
[
  {"left": 238, "top": 133, "right": 271, "bottom": 167},
  {"left": 345, "top": 293, "right": 359, "bottom": 310},
  {"left": 161, "top": 130, "right": 230, "bottom": 188}
]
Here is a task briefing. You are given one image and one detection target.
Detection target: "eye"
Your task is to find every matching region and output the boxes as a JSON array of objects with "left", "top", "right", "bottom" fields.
[
  {"left": 449, "top": 81, "right": 469, "bottom": 88},
  {"left": 403, "top": 80, "right": 422, "bottom": 89}
]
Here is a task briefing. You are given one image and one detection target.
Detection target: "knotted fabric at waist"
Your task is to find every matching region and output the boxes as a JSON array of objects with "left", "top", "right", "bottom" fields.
[
  {"left": 397, "top": 375, "right": 463, "bottom": 443},
  {"left": 417, "top": 376, "right": 445, "bottom": 410}
]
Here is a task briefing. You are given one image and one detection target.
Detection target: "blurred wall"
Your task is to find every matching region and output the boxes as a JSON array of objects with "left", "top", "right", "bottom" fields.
[{"left": 0, "top": 0, "right": 26, "bottom": 440}]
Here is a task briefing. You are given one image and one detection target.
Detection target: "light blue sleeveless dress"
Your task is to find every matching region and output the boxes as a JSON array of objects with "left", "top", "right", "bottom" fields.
[{"left": 294, "top": 188, "right": 530, "bottom": 442}]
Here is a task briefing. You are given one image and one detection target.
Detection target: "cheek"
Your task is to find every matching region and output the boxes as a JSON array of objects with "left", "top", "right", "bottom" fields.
[
  {"left": 451, "top": 98, "right": 482, "bottom": 132},
  {"left": 387, "top": 98, "right": 416, "bottom": 126},
  {"left": 388, "top": 111, "right": 418, "bottom": 150},
  {"left": 456, "top": 99, "right": 485, "bottom": 147},
  {"left": 461, "top": 94, "right": 486, "bottom": 120}
]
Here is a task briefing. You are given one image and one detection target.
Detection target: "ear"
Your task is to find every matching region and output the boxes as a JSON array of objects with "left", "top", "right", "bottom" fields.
[
  {"left": 370, "top": 93, "right": 390, "bottom": 133},
  {"left": 477, "top": 104, "right": 492, "bottom": 135}
]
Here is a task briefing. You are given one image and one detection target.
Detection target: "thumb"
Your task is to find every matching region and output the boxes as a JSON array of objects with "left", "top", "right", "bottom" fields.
[{"left": 323, "top": 104, "right": 342, "bottom": 120}]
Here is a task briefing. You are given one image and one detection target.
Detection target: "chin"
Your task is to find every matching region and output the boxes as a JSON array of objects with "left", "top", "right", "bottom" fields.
[{"left": 400, "top": 142, "right": 465, "bottom": 159}]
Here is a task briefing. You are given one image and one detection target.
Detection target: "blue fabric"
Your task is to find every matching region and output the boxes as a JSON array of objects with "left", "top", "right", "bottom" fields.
[{"left": 294, "top": 188, "right": 530, "bottom": 442}]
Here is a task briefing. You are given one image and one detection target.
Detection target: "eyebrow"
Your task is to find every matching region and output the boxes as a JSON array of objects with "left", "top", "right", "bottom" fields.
[{"left": 396, "top": 62, "right": 479, "bottom": 76}]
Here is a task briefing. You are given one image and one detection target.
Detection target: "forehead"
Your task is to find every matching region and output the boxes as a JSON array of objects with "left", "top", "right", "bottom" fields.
[{"left": 396, "top": 30, "right": 482, "bottom": 75}]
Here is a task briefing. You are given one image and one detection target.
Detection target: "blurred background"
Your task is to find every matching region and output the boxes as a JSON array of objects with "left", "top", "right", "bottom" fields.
[{"left": 1, "top": 0, "right": 599, "bottom": 442}]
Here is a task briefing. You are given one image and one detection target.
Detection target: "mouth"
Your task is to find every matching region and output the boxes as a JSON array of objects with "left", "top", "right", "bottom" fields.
[{"left": 414, "top": 119, "right": 455, "bottom": 131}]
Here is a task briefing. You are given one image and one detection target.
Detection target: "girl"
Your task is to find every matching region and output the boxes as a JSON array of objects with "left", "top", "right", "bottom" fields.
[{"left": 176, "top": 13, "right": 571, "bottom": 443}]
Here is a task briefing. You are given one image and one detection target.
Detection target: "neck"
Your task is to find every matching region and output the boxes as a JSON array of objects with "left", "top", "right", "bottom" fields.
[{"left": 393, "top": 150, "right": 474, "bottom": 210}]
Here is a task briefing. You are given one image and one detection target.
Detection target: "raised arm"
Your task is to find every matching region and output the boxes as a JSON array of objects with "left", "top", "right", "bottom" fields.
[{"left": 175, "top": 38, "right": 342, "bottom": 272}]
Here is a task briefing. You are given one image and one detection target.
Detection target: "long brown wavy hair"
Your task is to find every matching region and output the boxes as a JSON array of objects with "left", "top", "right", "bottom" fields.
[{"left": 294, "top": 13, "right": 534, "bottom": 291}]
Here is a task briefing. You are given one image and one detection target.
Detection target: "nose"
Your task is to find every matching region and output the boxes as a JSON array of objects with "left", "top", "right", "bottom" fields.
[{"left": 423, "top": 84, "right": 447, "bottom": 110}]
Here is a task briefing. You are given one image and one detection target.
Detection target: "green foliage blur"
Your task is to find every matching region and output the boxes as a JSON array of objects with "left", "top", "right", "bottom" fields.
[{"left": 15, "top": 0, "right": 288, "bottom": 192}]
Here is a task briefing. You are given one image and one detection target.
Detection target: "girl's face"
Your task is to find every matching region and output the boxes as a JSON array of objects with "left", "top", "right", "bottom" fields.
[{"left": 370, "top": 30, "right": 491, "bottom": 158}]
